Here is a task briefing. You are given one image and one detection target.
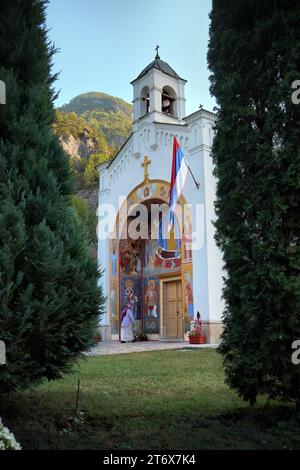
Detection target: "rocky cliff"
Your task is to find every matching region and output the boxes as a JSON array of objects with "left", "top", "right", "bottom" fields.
[{"left": 53, "top": 91, "right": 132, "bottom": 248}]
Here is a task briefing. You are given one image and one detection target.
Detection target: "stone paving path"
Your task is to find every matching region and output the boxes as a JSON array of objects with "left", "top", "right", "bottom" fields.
[{"left": 86, "top": 341, "right": 218, "bottom": 356}]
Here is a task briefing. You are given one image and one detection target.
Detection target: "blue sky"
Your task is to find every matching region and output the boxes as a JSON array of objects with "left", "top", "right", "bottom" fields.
[{"left": 46, "top": 0, "right": 215, "bottom": 115}]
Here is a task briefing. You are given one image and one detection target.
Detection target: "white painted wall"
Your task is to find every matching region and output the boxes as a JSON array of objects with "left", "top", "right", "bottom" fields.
[{"left": 98, "top": 108, "right": 224, "bottom": 327}]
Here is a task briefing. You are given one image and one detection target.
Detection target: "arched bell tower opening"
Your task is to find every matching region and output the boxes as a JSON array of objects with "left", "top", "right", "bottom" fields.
[
  {"left": 161, "top": 86, "right": 177, "bottom": 117},
  {"left": 140, "top": 85, "right": 150, "bottom": 117}
]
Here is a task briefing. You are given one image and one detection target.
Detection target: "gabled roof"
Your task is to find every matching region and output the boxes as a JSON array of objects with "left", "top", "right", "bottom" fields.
[
  {"left": 131, "top": 58, "right": 186, "bottom": 84},
  {"left": 107, "top": 132, "right": 133, "bottom": 169}
]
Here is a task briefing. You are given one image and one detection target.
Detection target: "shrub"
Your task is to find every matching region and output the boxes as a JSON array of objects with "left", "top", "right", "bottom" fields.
[{"left": 0, "top": 418, "right": 21, "bottom": 450}]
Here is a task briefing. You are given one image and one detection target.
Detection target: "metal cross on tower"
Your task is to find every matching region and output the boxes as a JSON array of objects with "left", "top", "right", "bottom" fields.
[{"left": 155, "top": 44, "right": 160, "bottom": 59}]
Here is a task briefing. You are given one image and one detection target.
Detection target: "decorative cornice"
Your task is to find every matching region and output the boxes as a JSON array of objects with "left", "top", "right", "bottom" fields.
[
  {"left": 184, "top": 109, "right": 216, "bottom": 124},
  {"left": 188, "top": 144, "right": 212, "bottom": 155}
]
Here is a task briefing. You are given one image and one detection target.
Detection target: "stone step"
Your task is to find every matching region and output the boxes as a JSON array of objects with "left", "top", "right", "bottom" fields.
[{"left": 159, "top": 337, "right": 186, "bottom": 343}]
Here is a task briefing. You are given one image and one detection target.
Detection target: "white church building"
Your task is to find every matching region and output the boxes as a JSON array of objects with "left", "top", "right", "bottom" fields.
[{"left": 97, "top": 51, "right": 224, "bottom": 343}]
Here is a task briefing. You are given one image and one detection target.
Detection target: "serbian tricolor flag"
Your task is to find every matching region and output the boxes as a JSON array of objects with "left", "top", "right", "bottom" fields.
[{"left": 169, "top": 137, "right": 188, "bottom": 230}]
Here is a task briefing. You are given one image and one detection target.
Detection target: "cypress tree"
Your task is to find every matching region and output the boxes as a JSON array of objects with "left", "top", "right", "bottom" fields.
[
  {"left": 208, "top": 0, "right": 300, "bottom": 405},
  {"left": 0, "top": 0, "right": 104, "bottom": 392}
]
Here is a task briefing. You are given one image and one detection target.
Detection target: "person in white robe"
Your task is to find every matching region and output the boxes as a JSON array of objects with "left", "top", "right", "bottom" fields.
[{"left": 120, "top": 305, "right": 135, "bottom": 343}]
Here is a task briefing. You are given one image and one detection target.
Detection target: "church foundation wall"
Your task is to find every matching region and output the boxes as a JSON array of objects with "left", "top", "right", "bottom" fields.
[
  {"left": 101, "top": 323, "right": 222, "bottom": 344},
  {"left": 98, "top": 325, "right": 112, "bottom": 343},
  {"left": 202, "top": 321, "right": 223, "bottom": 344}
]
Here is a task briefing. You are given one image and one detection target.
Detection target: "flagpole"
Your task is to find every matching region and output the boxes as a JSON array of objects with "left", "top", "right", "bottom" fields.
[{"left": 187, "top": 163, "right": 200, "bottom": 190}]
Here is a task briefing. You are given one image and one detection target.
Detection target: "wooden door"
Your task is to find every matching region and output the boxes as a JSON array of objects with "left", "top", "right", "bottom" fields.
[{"left": 163, "top": 280, "right": 184, "bottom": 339}]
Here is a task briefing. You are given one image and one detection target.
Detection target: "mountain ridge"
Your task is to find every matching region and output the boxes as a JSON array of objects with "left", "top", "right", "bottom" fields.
[
  {"left": 59, "top": 91, "right": 133, "bottom": 149},
  {"left": 53, "top": 91, "right": 133, "bottom": 244},
  {"left": 54, "top": 90, "right": 133, "bottom": 190}
]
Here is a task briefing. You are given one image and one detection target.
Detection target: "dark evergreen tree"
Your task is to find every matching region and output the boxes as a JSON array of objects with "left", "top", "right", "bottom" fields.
[
  {"left": 208, "top": 0, "right": 300, "bottom": 405},
  {"left": 0, "top": 0, "right": 104, "bottom": 392}
]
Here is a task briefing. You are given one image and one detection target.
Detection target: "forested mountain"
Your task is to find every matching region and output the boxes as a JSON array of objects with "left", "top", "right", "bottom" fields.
[
  {"left": 54, "top": 92, "right": 133, "bottom": 190},
  {"left": 53, "top": 92, "right": 132, "bottom": 253},
  {"left": 59, "top": 91, "right": 132, "bottom": 148}
]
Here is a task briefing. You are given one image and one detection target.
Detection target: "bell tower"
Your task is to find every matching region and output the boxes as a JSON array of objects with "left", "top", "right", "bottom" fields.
[{"left": 131, "top": 47, "right": 187, "bottom": 132}]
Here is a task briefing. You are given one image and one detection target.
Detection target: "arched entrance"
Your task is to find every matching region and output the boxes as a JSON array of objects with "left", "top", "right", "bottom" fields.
[{"left": 108, "top": 180, "right": 194, "bottom": 340}]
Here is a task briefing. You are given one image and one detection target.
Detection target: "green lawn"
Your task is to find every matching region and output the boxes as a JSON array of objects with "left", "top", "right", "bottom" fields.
[{"left": 1, "top": 349, "right": 300, "bottom": 449}]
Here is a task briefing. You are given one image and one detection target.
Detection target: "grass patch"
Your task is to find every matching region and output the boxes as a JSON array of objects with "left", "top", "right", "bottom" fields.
[{"left": 1, "top": 349, "right": 300, "bottom": 449}]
